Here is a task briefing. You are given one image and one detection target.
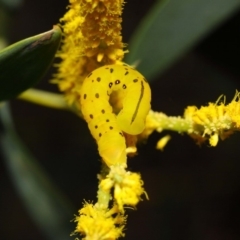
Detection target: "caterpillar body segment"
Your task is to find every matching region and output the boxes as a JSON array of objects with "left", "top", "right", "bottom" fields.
[{"left": 80, "top": 64, "right": 151, "bottom": 167}]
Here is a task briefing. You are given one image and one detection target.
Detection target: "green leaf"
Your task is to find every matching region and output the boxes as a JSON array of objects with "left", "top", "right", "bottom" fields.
[
  {"left": 0, "top": 0, "right": 23, "bottom": 10},
  {"left": 0, "top": 103, "right": 74, "bottom": 240},
  {"left": 0, "top": 25, "right": 62, "bottom": 101},
  {"left": 125, "top": 0, "right": 240, "bottom": 80}
]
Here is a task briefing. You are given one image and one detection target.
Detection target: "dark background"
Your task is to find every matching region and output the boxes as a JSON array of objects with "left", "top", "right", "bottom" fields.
[{"left": 1, "top": 0, "right": 240, "bottom": 239}]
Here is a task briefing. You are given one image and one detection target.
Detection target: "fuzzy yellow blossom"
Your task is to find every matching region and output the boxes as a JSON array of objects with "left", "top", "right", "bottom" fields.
[
  {"left": 142, "top": 92, "right": 240, "bottom": 148},
  {"left": 184, "top": 95, "right": 235, "bottom": 146},
  {"left": 54, "top": 0, "right": 126, "bottom": 108},
  {"left": 76, "top": 164, "right": 146, "bottom": 239},
  {"left": 73, "top": 202, "right": 126, "bottom": 239},
  {"left": 99, "top": 165, "right": 147, "bottom": 212},
  {"left": 225, "top": 91, "right": 240, "bottom": 128}
]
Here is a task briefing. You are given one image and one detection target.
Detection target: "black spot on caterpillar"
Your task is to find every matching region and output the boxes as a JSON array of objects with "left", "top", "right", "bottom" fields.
[{"left": 80, "top": 64, "right": 151, "bottom": 167}]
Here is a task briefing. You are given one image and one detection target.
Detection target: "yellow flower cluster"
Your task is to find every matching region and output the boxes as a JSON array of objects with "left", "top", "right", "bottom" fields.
[
  {"left": 54, "top": 0, "right": 126, "bottom": 108},
  {"left": 143, "top": 92, "right": 240, "bottom": 147},
  {"left": 184, "top": 92, "right": 240, "bottom": 146},
  {"left": 225, "top": 93, "right": 240, "bottom": 128},
  {"left": 184, "top": 100, "right": 233, "bottom": 146},
  {"left": 74, "top": 165, "right": 146, "bottom": 239},
  {"left": 73, "top": 203, "right": 125, "bottom": 240},
  {"left": 99, "top": 165, "right": 146, "bottom": 212}
]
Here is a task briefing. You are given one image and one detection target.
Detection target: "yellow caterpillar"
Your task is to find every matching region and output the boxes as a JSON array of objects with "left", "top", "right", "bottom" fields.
[{"left": 80, "top": 64, "right": 151, "bottom": 167}]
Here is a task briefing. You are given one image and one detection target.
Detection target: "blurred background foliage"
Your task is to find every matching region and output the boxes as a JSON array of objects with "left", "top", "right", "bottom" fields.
[{"left": 1, "top": 0, "right": 240, "bottom": 239}]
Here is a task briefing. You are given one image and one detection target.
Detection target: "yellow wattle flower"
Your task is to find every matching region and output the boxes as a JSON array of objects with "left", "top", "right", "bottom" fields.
[
  {"left": 142, "top": 92, "right": 240, "bottom": 148},
  {"left": 99, "top": 165, "right": 147, "bottom": 212},
  {"left": 73, "top": 202, "right": 126, "bottom": 240},
  {"left": 53, "top": 0, "right": 126, "bottom": 108}
]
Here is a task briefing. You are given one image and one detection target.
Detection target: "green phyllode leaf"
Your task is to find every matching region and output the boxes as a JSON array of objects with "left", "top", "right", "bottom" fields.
[
  {"left": 0, "top": 25, "right": 62, "bottom": 101},
  {"left": 0, "top": 103, "right": 74, "bottom": 240},
  {"left": 126, "top": 0, "right": 240, "bottom": 80}
]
